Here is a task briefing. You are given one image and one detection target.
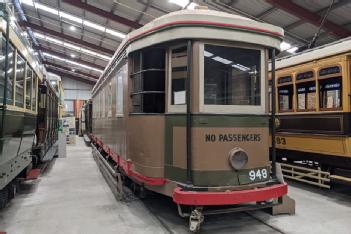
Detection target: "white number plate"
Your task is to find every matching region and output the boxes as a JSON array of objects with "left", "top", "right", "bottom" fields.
[{"left": 248, "top": 168, "right": 268, "bottom": 181}]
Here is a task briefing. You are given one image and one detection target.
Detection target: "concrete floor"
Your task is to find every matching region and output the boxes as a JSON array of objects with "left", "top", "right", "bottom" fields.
[{"left": 1, "top": 137, "right": 351, "bottom": 234}]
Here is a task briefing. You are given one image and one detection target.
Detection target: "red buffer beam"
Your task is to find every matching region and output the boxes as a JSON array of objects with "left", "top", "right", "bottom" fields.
[
  {"left": 19, "top": 21, "right": 115, "bottom": 55},
  {"left": 62, "top": 0, "right": 143, "bottom": 29},
  {"left": 266, "top": 0, "right": 351, "bottom": 38}
]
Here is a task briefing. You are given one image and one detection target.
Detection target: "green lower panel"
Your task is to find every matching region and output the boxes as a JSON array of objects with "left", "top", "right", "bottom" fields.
[{"left": 165, "top": 165, "right": 270, "bottom": 187}]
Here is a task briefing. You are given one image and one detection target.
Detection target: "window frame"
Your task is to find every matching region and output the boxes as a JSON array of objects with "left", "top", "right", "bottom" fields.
[
  {"left": 277, "top": 75, "right": 294, "bottom": 113},
  {"left": 199, "top": 42, "right": 266, "bottom": 114},
  {"left": 295, "top": 71, "right": 317, "bottom": 112},
  {"left": 167, "top": 44, "right": 189, "bottom": 113},
  {"left": 115, "top": 64, "right": 126, "bottom": 117},
  {"left": 317, "top": 65, "right": 343, "bottom": 111}
]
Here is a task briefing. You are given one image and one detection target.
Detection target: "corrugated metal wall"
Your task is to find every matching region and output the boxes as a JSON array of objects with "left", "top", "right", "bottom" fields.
[{"left": 61, "top": 77, "right": 93, "bottom": 115}]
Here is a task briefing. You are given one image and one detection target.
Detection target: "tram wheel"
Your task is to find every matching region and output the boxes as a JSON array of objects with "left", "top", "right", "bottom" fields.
[{"left": 0, "top": 188, "right": 9, "bottom": 209}]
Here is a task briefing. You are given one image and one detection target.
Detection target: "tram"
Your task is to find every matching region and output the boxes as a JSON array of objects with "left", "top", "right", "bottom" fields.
[
  {"left": 272, "top": 37, "right": 351, "bottom": 184},
  {"left": 90, "top": 7, "right": 294, "bottom": 231},
  {"left": 0, "top": 4, "right": 58, "bottom": 208}
]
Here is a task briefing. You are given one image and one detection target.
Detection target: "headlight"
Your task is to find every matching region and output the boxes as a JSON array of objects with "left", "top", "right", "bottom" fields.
[{"left": 228, "top": 147, "right": 248, "bottom": 170}]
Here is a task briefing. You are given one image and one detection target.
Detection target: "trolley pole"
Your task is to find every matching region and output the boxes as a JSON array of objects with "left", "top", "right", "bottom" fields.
[
  {"left": 271, "top": 48, "right": 277, "bottom": 179},
  {"left": 186, "top": 40, "right": 193, "bottom": 185}
]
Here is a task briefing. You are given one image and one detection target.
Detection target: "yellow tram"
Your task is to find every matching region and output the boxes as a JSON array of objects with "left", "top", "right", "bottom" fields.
[
  {"left": 90, "top": 7, "right": 294, "bottom": 232},
  {"left": 272, "top": 37, "right": 351, "bottom": 184}
]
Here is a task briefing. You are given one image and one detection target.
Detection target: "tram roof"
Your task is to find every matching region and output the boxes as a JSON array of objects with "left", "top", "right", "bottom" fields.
[{"left": 274, "top": 36, "right": 351, "bottom": 70}]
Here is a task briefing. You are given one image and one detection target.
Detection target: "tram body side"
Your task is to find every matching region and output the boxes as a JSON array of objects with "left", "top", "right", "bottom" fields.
[
  {"left": 0, "top": 10, "right": 59, "bottom": 207},
  {"left": 273, "top": 50, "right": 351, "bottom": 171}
]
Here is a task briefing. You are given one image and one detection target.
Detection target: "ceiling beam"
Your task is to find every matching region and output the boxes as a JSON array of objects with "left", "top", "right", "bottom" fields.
[
  {"left": 284, "top": 0, "right": 350, "bottom": 31},
  {"left": 61, "top": 0, "right": 143, "bottom": 29},
  {"left": 35, "top": 45, "right": 105, "bottom": 71},
  {"left": 265, "top": 0, "right": 351, "bottom": 38},
  {"left": 43, "top": 61, "right": 99, "bottom": 80},
  {"left": 46, "top": 67, "right": 96, "bottom": 84},
  {"left": 256, "top": 7, "right": 276, "bottom": 19},
  {"left": 19, "top": 21, "right": 114, "bottom": 55}
]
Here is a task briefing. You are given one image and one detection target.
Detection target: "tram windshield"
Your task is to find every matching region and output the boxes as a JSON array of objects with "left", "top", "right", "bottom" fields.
[{"left": 203, "top": 44, "right": 261, "bottom": 106}]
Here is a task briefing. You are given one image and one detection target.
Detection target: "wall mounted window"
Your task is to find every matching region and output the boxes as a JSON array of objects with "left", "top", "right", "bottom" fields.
[
  {"left": 25, "top": 66, "right": 33, "bottom": 110},
  {"left": 15, "top": 54, "right": 25, "bottom": 108},
  {"left": 130, "top": 47, "right": 165, "bottom": 113},
  {"left": 318, "top": 66, "right": 342, "bottom": 110}
]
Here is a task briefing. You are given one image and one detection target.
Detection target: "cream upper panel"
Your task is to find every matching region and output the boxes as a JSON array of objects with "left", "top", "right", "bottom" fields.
[
  {"left": 271, "top": 36, "right": 351, "bottom": 71},
  {"left": 126, "top": 9, "right": 283, "bottom": 53},
  {"left": 93, "top": 9, "right": 283, "bottom": 94}
]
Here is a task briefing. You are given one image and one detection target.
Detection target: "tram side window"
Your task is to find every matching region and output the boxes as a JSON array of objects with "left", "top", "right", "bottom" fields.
[
  {"left": 0, "top": 37, "right": 15, "bottom": 105},
  {"left": 26, "top": 66, "right": 33, "bottom": 110},
  {"left": 278, "top": 85, "right": 293, "bottom": 111},
  {"left": 319, "top": 77, "right": 342, "bottom": 109},
  {"left": 203, "top": 44, "right": 261, "bottom": 105},
  {"left": 116, "top": 64, "right": 126, "bottom": 116},
  {"left": 171, "top": 46, "right": 187, "bottom": 105},
  {"left": 296, "top": 81, "right": 316, "bottom": 110},
  {"left": 15, "top": 55, "right": 25, "bottom": 108},
  {"left": 130, "top": 47, "right": 165, "bottom": 113},
  {"left": 32, "top": 74, "right": 37, "bottom": 111}
]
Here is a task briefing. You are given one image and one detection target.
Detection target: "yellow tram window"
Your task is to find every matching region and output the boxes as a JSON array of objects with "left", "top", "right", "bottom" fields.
[
  {"left": 319, "top": 77, "right": 342, "bottom": 109},
  {"left": 296, "top": 81, "right": 316, "bottom": 110},
  {"left": 15, "top": 54, "right": 25, "bottom": 108},
  {"left": 203, "top": 44, "right": 261, "bottom": 105},
  {"left": 278, "top": 85, "right": 293, "bottom": 111},
  {"left": 25, "top": 66, "right": 33, "bottom": 110}
]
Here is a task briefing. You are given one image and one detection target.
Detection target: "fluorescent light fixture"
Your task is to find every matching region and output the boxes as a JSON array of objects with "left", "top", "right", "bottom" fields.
[
  {"left": 204, "top": 51, "right": 213, "bottom": 57},
  {"left": 20, "top": 0, "right": 34, "bottom": 6},
  {"left": 33, "top": 32, "right": 111, "bottom": 61},
  {"left": 170, "top": 0, "right": 189, "bottom": 8},
  {"left": 232, "top": 64, "right": 250, "bottom": 72},
  {"left": 71, "top": 69, "right": 75, "bottom": 72},
  {"left": 83, "top": 21, "right": 105, "bottom": 32},
  {"left": 105, "top": 28, "right": 125, "bottom": 39},
  {"left": 70, "top": 54, "right": 76, "bottom": 58},
  {"left": 69, "top": 25, "right": 76, "bottom": 31},
  {"left": 60, "top": 12, "right": 82, "bottom": 24},
  {"left": 64, "top": 42, "right": 80, "bottom": 50},
  {"left": 46, "top": 36, "right": 63, "bottom": 45},
  {"left": 287, "top": 46, "right": 298, "bottom": 53},
  {"left": 21, "top": 1, "right": 126, "bottom": 39},
  {"left": 280, "top": 41, "right": 291, "bottom": 51},
  {"left": 43, "top": 52, "right": 103, "bottom": 73},
  {"left": 35, "top": 2, "right": 59, "bottom": 15},
  {"left": 212, "top": 56, "right": 232, "bottom": 65}
]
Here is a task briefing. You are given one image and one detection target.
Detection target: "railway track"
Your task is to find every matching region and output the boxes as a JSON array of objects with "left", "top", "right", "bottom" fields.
[{"left": 92, "top": 144, "right": 286, "bottom": 234}]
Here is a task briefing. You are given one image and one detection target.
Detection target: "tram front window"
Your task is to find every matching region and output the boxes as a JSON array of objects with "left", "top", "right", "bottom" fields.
[{"left": 204, "top": 44, "right": 261, "bottom": 105}]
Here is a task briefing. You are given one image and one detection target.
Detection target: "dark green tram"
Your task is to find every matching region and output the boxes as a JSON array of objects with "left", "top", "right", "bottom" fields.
[{"left": 0, "top": 4, "right": 59, "bottom": 208}]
